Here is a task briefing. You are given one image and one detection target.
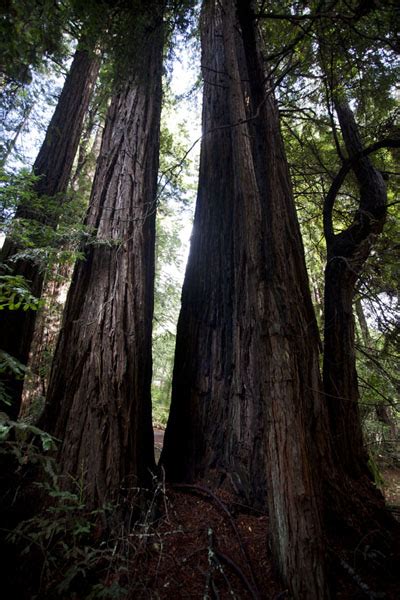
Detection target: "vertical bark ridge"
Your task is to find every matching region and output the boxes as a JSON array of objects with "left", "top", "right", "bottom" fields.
[
  {"left": 40, "top": 8, "right": 164, "bottom": 508},
  {"left": 162, "top": 1, "right": 329, "bottom": 597}
]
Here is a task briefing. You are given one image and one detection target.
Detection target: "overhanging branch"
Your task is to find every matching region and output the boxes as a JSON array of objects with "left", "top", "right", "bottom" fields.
[{"left": 323, "top": 137, "right": 400, "bottom": 243}]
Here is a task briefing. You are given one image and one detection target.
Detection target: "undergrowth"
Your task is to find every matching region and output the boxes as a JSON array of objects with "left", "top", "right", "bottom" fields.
[{"left": 0, "top": 418, "right": 171, "bottom": 599}]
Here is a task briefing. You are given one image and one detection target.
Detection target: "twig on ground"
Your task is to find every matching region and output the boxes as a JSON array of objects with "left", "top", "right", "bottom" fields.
[{"left": 172, "top": 483, "right": 261, "bottom": 599}]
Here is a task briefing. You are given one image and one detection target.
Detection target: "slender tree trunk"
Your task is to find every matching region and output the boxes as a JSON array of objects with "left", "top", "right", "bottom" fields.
[
  {"left": 0, "top": 45, "right": 99, "bottom": 419},
  {"left": 40, "top": 5, "right": 164, "bottom": 509},
  {"left": 0, "top": 100, "right": 34, "bottom": 167},
  {"left": 323, "top": 97, "right": 387, "bottom": 479},
  {"left": 355, "top": 298, "right": 370, "bottom": 347},
  {"left": 162, "top": 1, "right": 329, "bottom": 597}
]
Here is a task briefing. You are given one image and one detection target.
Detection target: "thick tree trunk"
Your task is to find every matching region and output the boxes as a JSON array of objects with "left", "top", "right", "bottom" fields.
[
  {"left": 0, "top": 45, "right": 99, "bottom": 419},
  {"left": 323, "top": 97, "right": 387, "bottom": 479},
  {"left": 39, "top": 7, "right": 164, "bottom": 509},
  {"left": 162, "top": 1, "right": 329, "bottom": 597}
]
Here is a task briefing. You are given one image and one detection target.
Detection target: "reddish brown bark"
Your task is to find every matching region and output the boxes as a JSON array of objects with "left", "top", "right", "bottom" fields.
[
  {"left": 40, "top": 6, "right": 164, "bottom": 508},
  {"left": 0, "top": 45, "right": 100, "bottom": 419},
  {"left": 162, "top": 1, "right": 329, "bottom": 597}
]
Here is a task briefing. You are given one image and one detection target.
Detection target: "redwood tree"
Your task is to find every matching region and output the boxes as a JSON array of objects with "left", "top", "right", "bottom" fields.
[
  {"left": 162, "top": 1, "right": 329, "bottom": 597},
  {"left": 40, "top": 1, "right": 164, "bottom": 508},
  {"left": 0, "top": 44, "right": 99, "bottom": 419}
]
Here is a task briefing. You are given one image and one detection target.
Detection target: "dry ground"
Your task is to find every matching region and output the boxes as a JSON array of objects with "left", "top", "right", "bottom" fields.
[
  {"left": 130, "top": 431, "right": 399, "bottom": 599},
  {"left": 381, "top": 466, "right": 400, "bottom": 509}
]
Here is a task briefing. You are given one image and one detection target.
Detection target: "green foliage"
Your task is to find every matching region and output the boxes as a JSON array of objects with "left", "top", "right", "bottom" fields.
[
  {"left": 267, "top": 0, "right": 400, "bottom": 468},
  {"left": 0, "top": 418, "right": 127, "bottom": 598},
  {"left": 0, "top": 350, "right": 26, "bottom": 381},
  {"left": 0, "top": 272, "right": 43, "bottom": 311},
  {"left": 0, "top": 416, "right": 57, "bottom": 453},
  {"left": 367, "top": 454, "right": 385, "bottom": 488},
  {"left": 107, "top": 0, "right": 198, "bottom": 88},
  {"left": 0, "top": 269, "right": 42, "bottom": 407},
  {"left": 0, "top": 0, "right": 70, "bottom": 86},
  {"left": 353, "top": 191, "right": 399, "bottom": 464},
  {"left": 151, "top": 86, "right": 197, "bottom": 424},
  {"left": 0, "top": 66, "right": 64, "bottom": 168},
  {"left": 0, "top": 3, "right": 74, "bottom": 170},
  {"left": 1, "top": 166, "right": 89, "bottom": 273},
  {"left": 0, "top": 350, "right": 27, "bottom": 407},
  {"left": 8, "top": 490, "right": 124, "bottom": 599},
  {"left": 1, "top": 418, "right": 176, "bottom": 598},
  {"left": 152, "top": 330, "right": 176, "bottom": 425},
  {"left": 0, "top": 167, "right": 39, "bottom": 225},
  {"left": 355, "top": 294, "right": 400, "bottom": 467},
  {"left": 152, "top": 208, "right": 183, "bottom": 424}
]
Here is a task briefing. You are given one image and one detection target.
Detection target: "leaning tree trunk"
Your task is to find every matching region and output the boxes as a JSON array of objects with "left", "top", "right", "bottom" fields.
[
  {"left": 0, "top": 44, "right": 99, "bottom": 420},
  {"left": 323, "top": 97, "right": 387, "bottom": 479},
  {"left": 39, "top": 5, "right": 164, "bottom": 509},
  {"left": 162, "top": 1, "right": 329, "bottom": 597}
]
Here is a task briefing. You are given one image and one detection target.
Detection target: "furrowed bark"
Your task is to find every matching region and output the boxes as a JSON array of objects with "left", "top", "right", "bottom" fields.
[
  {"left": 162, "top": 1, "right": 329, "bottom": 597},
  {"left": 0, "top": 44, "right": 100, "bottom": 419},
  {"left": 40, "top": 5, "right": 164, "bottom": 509}
]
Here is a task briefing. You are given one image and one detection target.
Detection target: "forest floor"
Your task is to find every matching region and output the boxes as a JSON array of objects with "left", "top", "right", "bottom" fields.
[
  {"left": 138, "top": 430, "right": 400, "bottom": 599},
  {"left": 381, "top": 465, "right": 400, "bottom": 507},
  {"left": 4, "top": 430, "right": 399, "bottom": 599}
]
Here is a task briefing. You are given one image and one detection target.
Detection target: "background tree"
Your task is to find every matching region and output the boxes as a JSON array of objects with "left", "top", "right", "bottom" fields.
[
  {"left": 315, "top": 5, "right": 399, "bottom": 485},
  {"left": 152, "top": 95, "right": 198, "bottom": 425},
  {"left": 19, "top": 96, "right": 106, "bottom": 419},
  {"left": 0, "top": 41, "right": 100, "bottom": 419},
  {"left": 258, "top": 0, "right": 399, "bottom": 503}
]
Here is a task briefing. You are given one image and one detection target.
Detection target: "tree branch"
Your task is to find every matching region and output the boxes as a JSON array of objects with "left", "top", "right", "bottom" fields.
[{"left": 323, "top": 138, "right": 400, "bottom": 243}]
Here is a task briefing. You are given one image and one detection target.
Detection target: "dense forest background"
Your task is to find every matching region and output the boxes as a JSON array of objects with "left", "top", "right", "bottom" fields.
[{"left": 0, "top": 0, "right": 399, "bottom": 598}]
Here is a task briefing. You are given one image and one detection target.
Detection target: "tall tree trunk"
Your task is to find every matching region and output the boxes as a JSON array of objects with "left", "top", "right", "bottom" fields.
[
  {"left": 39, "top": 5, "right": 164, "bottom": 509},
  {"left": 162, "top": 1, "right": 329, "bottom": 597},
  {"left": 323, "top": 97, "right": 387, "bottom": 479},
  {"left": 20, "top": 117, "right": 103, "bottom": 420},
  {"left": 0, "top": 45, "right": 99, "bottom": 419}
]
